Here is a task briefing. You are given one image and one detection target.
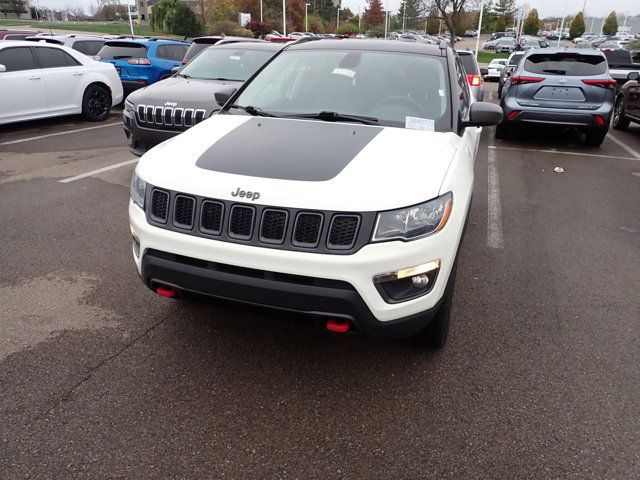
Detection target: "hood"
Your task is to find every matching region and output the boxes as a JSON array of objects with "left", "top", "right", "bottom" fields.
[
  {"left": 138, "top": 115, "right": 460, "bottom": 212},
  {"left": 128, "top": 76, "right": 242, "bottom": 111}
]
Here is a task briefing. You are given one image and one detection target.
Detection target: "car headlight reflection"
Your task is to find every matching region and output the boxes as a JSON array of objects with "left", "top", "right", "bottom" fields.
[
  {"left": 372, "top": 192, "right": 453, "bottom": 242},
  {"left": 130, "top": 170, "right": 146, "bottom": 209},
  {"left": 124, "top": 99, "right": 135, "bottom": 112}
]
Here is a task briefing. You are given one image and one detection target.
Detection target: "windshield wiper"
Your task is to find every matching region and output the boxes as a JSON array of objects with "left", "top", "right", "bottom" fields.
[
  {"left": 542, "top": 69, "right": 567, "bottom": 75},
  {"left": 212, "top": 77, "right": 242, "bottom": 82},
  {"left": 178, "top": 73, "right": 191, "bottom": 79},
  {"left": 228, "top": 104, "right": 279, "bottom": 117},
  {"left": 287, "top": 111, "right": 379, "bottom": 125}
]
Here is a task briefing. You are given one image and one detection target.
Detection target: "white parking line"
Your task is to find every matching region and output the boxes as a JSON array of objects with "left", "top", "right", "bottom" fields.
[
  {"left": 487, "top": 132, "right": 504, "bottom": 249},
  {"left": 490, "top": 145, "right": 637, "bottom": 161},
  {"left": 606, "top": 133, "right": 640, "bottom": 161},
  {"left": 0, "top": 122, "right": 120, "bottom": 147},
  {"left": 59, "top": 159, "right": 137, "bottom": 183}
]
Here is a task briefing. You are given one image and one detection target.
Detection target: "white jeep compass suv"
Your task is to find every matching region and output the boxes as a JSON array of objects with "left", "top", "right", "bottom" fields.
[{"left": 129, "top": 39, "right": 503, "bottom": 348}]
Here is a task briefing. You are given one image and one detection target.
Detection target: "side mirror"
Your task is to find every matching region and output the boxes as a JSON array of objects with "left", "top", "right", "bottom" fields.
[
  {"left": 215, "top": 86, "right": 237, "bottom": 107},
  {"left": 171, "top": 66, "right": 181, "bottom": 75},
  {"left": 480, "top": 67, "right": 488, "bottom": 76},
  {"left": 0, "top": 64, "right": 6, "bottom": 73},
  {"left": 464, "top": 102, "right": 503, "bottom": 127},
  {"left": 628, "top": 71, "right": 639, "bottom": 81}
]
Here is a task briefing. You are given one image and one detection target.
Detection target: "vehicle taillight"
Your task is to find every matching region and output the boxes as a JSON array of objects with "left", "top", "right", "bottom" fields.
[
  {"left": 126, "top": 58, "right": 151, "bottom": 65},
  {"left": 466, "top": 74, "right": 481, "bottom": 87},
  {"left": 510, "top": 76, "right": 545, "bottom": 85},
  {"left": 582, "top": 79, "right": 617, "bottom": 89}
]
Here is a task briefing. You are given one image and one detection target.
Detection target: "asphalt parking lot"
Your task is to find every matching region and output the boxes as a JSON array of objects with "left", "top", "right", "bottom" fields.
[{"left": 1, "top": 82, "right": 640, "bottom": 479}]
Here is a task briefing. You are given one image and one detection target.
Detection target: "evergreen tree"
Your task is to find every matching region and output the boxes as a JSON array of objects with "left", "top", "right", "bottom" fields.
[
  {"left": 494, "top": 14, "right": 505, "bottom": 33},
  {"left": 170, "top": 3, "right": 204, "bottom": 35},
  {"left": 522, "top": 8, "right": 539, "bottom": 36},
  {"left": 569, "top": 11, "right": 585, "bottom": 39},
  {"left": 398, "top": 0, "right": 421, "bottom": 30},
  {"left": 151, "top": 0, "right": 180, "bottom": 32},
  {"left": 362, "top": 0, "right": 385, "bottom": 28},
  {"left": 493, "top": 0, "right": 516, "bottom": 27},
  {"left": 602, "top": 11, "right": 617, "bottom": 36}
]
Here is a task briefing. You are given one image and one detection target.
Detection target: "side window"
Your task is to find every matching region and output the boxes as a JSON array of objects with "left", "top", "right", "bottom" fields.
[
  {"left": 156, "top": 44, "right": 189, "bottom": 61},
  {"left": 35, "top": 47, "right": 80, "bottom": 68},
  {"left": 74, "top": 41, "right": 104, "bottom": 56},
  {"left": 455, "top": 58, "right": 470, "bottom": 118},
  {"left": 0, "top": 47, "right": 38, "bottom": 72}
]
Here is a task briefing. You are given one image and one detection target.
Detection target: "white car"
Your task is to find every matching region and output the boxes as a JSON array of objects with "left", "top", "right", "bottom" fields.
[
  {"left": 0, "top": 41, "right": 123, "bottom": 126},
  {"left": 128, "top": 40, "right": 503, "bottom": 348},
  {"left": 485, "top": 58, "right": 507, "bottom": 81}
]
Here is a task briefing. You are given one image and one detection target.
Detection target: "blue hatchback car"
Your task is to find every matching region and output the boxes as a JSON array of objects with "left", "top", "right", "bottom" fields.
[{"left": 96, "top": 38, "right": 189, "bottom": 95}]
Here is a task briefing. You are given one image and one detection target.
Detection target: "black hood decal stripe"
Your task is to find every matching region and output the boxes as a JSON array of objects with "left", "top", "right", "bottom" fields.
[{"left": 195, "top": 117, "right": 382, "bottom": 181}]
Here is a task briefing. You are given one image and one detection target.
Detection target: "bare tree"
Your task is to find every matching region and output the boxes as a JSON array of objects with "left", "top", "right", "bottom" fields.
[
  {"left": 429, "top": 0, "right": 477, "bottom": 44},
  {"left": 194, "top": 0, "right": 214, "bottom": 26}
]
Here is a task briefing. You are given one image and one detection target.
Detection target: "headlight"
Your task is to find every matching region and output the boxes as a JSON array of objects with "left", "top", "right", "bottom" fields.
[
  {"left": 372, "top": 192, "right": 453, "bottom": 242},
  {"left": 130, "top": 170, "right": 146, "bottom": 209},
  {"left": 125, "top": 99, "right": 135, "bottom": 112}
]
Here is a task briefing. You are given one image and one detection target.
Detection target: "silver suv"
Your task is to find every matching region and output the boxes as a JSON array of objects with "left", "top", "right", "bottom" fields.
[{"left": 497, "top": 49, "right": 615, "bottom": 147}]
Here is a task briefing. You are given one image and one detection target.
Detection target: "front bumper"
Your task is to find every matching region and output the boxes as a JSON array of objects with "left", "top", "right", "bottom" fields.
[
  {"left": 129, "top": 197, "right": 466, "bottom": 337},
  {"left": 123, "top": 108, "right": 179, "bottom": 156}
]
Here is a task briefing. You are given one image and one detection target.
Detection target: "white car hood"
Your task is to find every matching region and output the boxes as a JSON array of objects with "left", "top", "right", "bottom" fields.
[{"left": 138, "top": 114, "right": 460, "bottom": 212}]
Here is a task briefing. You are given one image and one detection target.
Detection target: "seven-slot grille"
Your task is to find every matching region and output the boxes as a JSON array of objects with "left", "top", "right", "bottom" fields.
[
  {"left": 147, "top": 187, "right": 368, "bottom": 254},
  {"left": 136, "top": 104, "right": 206, "bottom": 130}
]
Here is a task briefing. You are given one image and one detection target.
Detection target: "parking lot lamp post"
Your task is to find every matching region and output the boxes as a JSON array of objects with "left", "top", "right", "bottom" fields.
[
  {"left": 260, "top": 0, "right": 263, "bottom": 22},
  {"left": 305, "top": 3, "right": 310, "bottom": 32},
  {"left": 127, "top": 1, "right": 135, "bottom": 38},
  {"left": 337, "top": 6, "right": 340, "bottom": 31},
  {"left": 557, "top": 0, "right": 569, "bottom": 48},
  {"left": 402, "top": 1, "right": 406, "bottom": 32},
  {"left": 283, "top": 0, "right": 287, "bottom": 36},
  {"left": 474, "top": 0, "right": 485, "bottom": 59}
]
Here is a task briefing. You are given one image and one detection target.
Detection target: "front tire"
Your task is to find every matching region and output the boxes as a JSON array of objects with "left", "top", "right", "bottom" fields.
[
  {"left": 413, "top": 263, "right": 458, "bottom": 349},
  {"left": 585, "top": 129, "right": 607, "bottom": 147},
  {"left": 612, "top": 96, "right": 631, "bottom": 130},
  {"left": 82, "top": 84, "right": 111, "bottom": 122}
]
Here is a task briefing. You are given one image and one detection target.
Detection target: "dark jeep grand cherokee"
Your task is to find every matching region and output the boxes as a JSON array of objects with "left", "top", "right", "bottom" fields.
[{"left": 123, "top": 41, "right": 281, "bottom": 156}]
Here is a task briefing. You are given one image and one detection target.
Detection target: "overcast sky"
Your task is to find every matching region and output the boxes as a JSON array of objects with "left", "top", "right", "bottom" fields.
[{"left": 36, "top": 0, "right": 640, "bottom": 20}]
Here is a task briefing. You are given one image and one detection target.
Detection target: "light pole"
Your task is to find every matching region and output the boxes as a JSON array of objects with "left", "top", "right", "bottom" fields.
[
  {"left": 336, "top": 6, "right": 340, "bottom": 31},
  {"left": 401, "top": 1, "right": 405, "bottom": 32},
  {"left": 384, "top": 0, "right": 388, "bottom": 38},
  {"left": 127, "top": 1, "right": 135, "bottom": 37},
  {"left": 557, "top": 0, "right": 568, "bottom": 47},
  {"left": 474, "top": 0, "right": 484, "bottom": 59},
  {"left": 358, "top": 6, "right": 361, "bottom": 33},
  {"left": 305, "top": 3, "right": 310, "bottom": 32},
  {"left": 260, "top": 0, "right": 263, "bottom": 22},
  {"left": 282, "top": 0, "right": 286, "bottom": 36}
]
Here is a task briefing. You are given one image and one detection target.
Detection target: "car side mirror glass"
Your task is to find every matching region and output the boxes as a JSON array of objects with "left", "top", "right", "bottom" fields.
[
  {"left": 464, "top": 102, "right": 503, "bottom": 127},
  {"left": 480, "top": 68, "right": 488, "bottom": 76},
  {"left": 215, "top": 86, "right": 237, "bottom": 107},
  {"left": 171, "top": 66, "right": 181, "bottom": 75},
  {"left": 628, "top": 71, "right": 639, "bottom": 81},
  {"left": 0, "top": 64, "right": 6, "bottom": 73}
]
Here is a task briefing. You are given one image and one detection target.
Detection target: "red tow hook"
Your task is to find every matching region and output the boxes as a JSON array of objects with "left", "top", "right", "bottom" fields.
[
  {"left": 155, "top": 285, "right": 177, "bottom": 298},
  {"left": 326, "top": 319, "right": 350, "bottom": 333}
]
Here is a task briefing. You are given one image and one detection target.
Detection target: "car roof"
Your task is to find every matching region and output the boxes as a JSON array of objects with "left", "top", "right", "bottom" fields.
[
  {"left": 104, "top": 38, "right": 187, "bottom": 46},
  {"left": 208, "top": 41, "right": 282, "bottom": 51},
  {"left": 0, "top": 40, "right": 66, "bottom": 48},
  {"left": 285, "top": 38, "right": 445, "bottom": 56},
  {"left": 524, "top": 47, "right": 605, "bottom": 56}
]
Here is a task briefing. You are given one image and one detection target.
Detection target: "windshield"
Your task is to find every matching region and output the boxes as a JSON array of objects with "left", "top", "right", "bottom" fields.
[
  {"left": 231, "top": 49, "right": 451, "bottom": 130},
  {"left": 180, "top": 47, "right": 274, "bottom": 81}
]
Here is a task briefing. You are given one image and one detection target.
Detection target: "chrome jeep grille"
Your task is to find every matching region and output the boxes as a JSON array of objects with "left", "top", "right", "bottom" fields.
[
  {"left": 136, "top": 104, "right": 207, "bottom": 131},
  {"left": 146, "top": 185, "right": 376, "bottom": 255}
]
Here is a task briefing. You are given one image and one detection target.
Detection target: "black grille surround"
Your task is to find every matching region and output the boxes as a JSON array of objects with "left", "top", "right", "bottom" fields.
[
  {"left": 136, "top": 104, "right": 207, "bottom": 132},
  {"left": 144, "top": 184, "right": 376, "bottom": 255}
]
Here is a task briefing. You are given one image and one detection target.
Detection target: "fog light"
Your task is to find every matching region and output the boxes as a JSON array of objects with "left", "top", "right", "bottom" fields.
[
  {"left": 411, "top": 274, "right": 430, "bottom": 288},
  {"left": 373, "top": 260, "right": 440, "bottom": 304}
]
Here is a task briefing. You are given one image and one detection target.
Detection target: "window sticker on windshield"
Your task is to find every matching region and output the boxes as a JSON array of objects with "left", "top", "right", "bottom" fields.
[
  {"left": 229, "top": 55, "right": 241, "bottom": 61},
  {"left": 405, "top": 117, "right": 435, "bottom": 132},
  {"left": 332, "top": 68, "right": 356, "bottom": 78}
]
